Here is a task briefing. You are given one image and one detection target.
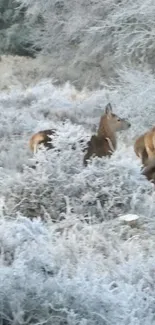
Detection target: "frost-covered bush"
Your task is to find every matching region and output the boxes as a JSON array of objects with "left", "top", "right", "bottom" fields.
[
  {"left": 1, "top": 1, "right": 155, "bottom": 322},
  {"left": 0, "top": 0, "right": 33, "bottom": 56},
  {"left": 1, "top": 0, "right": 155, "bottom": 87},
  {"left": 0, "top": 141, "right": 153, "bottom": 222},
  {"left": 1, "top": 214, "right": 155, "bottom": 325},
  {"left": 0, "top": 68, "right": 155, "bottom": 222},
  {"left": 14, "top": 0, "right": 155, "bottom": 88},
  {"left": 0, "top": 60, "right": 155, "bottom": 323}
]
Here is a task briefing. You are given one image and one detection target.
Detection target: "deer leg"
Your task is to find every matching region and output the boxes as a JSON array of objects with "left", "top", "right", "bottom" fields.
[{"left": 140, "top": 149, "right": 148, "bottom": 166}]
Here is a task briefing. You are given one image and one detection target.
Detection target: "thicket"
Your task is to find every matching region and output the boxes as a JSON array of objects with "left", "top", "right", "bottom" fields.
[{"left": 1, "top": 0, "right": 155, "bottom": 88}]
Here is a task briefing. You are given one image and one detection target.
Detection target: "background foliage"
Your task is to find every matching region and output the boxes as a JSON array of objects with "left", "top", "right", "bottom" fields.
[{"left": 1, "top": 0, "right": 155, "bottom": 87}]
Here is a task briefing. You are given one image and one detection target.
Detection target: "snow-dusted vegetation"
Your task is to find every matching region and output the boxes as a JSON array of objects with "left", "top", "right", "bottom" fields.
[
  {"left": 14, "top": 0, "right": 155, "bottom": 88},
  {"left": 0, "top": 68, "right": 155, "bottom": 324},
  {"left": 1, "top": 0, "right": 155, "bottom": 324}
]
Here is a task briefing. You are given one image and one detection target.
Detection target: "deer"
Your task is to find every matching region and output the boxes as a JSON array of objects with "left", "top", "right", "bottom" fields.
[
  {"left": 141, "top": 160, "right": 155, "bottom": 183},
  {"left": 29, "top": 128, "right": 85, "bottom": 154},
  {"left": 83, "top": 103, "right": 131, "bottom": 166},
  {"left": 134, "top": 127, "right": 155, "bottom": 163},
  {"left": 134, "top": 127, "right": 155, "bottom": 183},
  {"left": 134, "top": 133, "right": 148, "bottom": 166},
  {"left": 144, "top": 127, "right": 155, "bottom": 161},
  {"left": 29, "top": 129, "right": 56, "bottom": 154}
]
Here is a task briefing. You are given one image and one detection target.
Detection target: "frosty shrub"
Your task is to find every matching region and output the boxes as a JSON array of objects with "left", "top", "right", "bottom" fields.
[
  {"left": 1, "top": 0, "right": 155, "bottom": 322},
  {"left": 14, "top": 0, "right": 155, "bottom": 88},
  {"left": 0, "top": 0, "right": 34, "bottom": 56},
  {"left": 1, "top": 213, "right": 155, "bottom": 324},
  {"left": 0, "top": 68, "right": 155, "bottom": 222},
  {"left": 0, "top": 58, "right": 155, "bottom": 323}
]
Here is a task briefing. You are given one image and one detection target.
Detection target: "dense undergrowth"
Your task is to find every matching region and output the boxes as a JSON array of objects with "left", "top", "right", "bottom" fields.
[
  {"left": 1, "top": 0, "right": 155, "bottom": 87},
  {"left": 0, "top": 0, "right": 155, "bottom": 323},
  {"left": 0, "top": 66, "right": 155, "bottom": 323}
]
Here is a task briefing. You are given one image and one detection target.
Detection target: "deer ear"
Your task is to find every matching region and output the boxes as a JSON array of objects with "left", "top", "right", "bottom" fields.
[{"left": 105, "top": 103, "right": 112, "bottom": 115}]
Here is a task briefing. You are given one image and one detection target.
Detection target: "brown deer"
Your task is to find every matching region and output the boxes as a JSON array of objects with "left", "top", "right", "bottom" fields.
[
  {"left": 29, "top": 129, "right": 56, "bottom": 154},
  {"left": 83, "top": 103, "right": 131, "bottom": 166},
  {"left": 141, "top": 159, "right": 155, "bottom": 183},
  {"left": 144, "top": 127, "right": 155, "bottom": 160},
  {"left": 29, "top": 128, "right": 85, "bottom": 154},
  {"left": 134, "top": 133, "right": 148, "bottom": 166},
  {"left": 134, "top": 127, "right": 155, "bottom": 183}
]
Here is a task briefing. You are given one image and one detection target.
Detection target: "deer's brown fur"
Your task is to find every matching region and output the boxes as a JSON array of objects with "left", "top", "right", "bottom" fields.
[
  {"left": 29, "top": 128, "right": 85, "bottom": 154},
  {"left": 29, "top": 129, "right": 56, "bottom": 154},
  {"left": 144, "top": 127, "right": 155, "bottom": 161},
  {"left": 141, "top": 159, "right": 155, "bottom": 184},
  {"left": 134, "top": 127, "right": 155, "bottom": 184},
  {"left": 83, "top": 103, "right": 131, "bottom": 166},
  {"left": 134, "top": 133, "right": 148, "bottom": 166}
]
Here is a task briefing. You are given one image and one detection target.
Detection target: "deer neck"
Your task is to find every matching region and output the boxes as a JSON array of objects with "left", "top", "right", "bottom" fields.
[{"left": 97, "top": 117, "right": 117, "bottom": 149}]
